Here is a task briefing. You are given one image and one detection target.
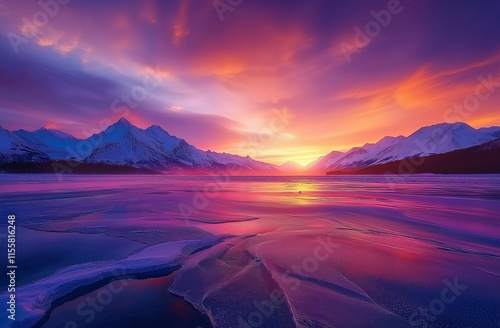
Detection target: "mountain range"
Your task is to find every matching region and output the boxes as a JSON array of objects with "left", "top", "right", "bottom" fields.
[
  {"left": 0, "top": 118, "right": 277, "bottom": 174},
  {"left": 308, "top": 122, "right": 500, "bottom": 173},
  {"left": 328, "top": 137, "right": 500, "bottom": 175},
  {"left": 0, "top": 118, "right": 499, "bottom": 174}
]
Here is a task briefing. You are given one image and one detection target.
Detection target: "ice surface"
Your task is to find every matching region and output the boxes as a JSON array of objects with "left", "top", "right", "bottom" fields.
[
  {"left": 1, "top": 175, "right": 499, "bottom": 328},
  {"left": 0, "top": 237, "right": 227, "bottom": 328}
]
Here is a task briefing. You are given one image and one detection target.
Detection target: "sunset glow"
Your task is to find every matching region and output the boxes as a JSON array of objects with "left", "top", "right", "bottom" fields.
[
  {"left": 1, "top": 0, "right": 499, "bottom": 165},
  {"left": 2, "top": 3, "right": 500, "bottom": 327}
]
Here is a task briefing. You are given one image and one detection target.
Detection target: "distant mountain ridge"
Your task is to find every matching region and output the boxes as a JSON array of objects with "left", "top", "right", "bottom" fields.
[
  {"left": 1, "top": 119, "right": 499, "bottom": 174},
  {"left": 1, "top": 118, "right": 279, "bottom": 174},
  {"left": 327, "top": 136, "right": 500, "bottom": 175},
  {"left": 13, "top": 127, "right": 80, "bottom": 160},
  {"left": 308, "top": 122, "right": 499, "bottom": 173},
  {"left": 0, "top": 127, "right": 51, "bottom": 163},
  {"left": 478, "top": 126, "right": 500, "bottom": 138}
]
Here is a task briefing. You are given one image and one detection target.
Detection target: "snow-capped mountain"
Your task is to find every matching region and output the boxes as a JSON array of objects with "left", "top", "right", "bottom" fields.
[
  {"left": 308, "top": 122, "right": 497, "bottom": 173},
  {"left": 335, "top": 135, "right": 500, "bottom": 175},
  {"left": 13, "top": 127, "right": 80, "bottom": 160},
  {"left": 1, "top": 119, "right": 498, "bottom": 174},
  {"left": 141, "top": 121, "right": 276, "bottom": 171},
  {"left": 206, "top": 151, "right": 277, "bottom": 172},
  {"left": 85, "top": 118, "right": 277, "bottom": 172},
  {"left": 1, "top": 118, "right": 278, "bottom": 173},
  {"left": 305, "top": 151, "right": 344, "bottom": 172},
  {"left": 0, "top": 126, "right": 50, "bottom": 163},
  {"left": 478, "top": 126, "right": 500, "bottom": 138},
  {"left": 368, "top": 122, "right": 495, "bottom": 165},
  {"left": 305, "top": 135, "right": 406, "bottom": 173},
  {"left": 329, "top": 135, "right": 406, "bottom": 169},
  {"left": 84, "top": 118, "right": 179, "bottom": 167}
]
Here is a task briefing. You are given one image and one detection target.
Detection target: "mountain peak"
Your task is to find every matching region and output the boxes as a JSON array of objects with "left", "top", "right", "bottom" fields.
[
  {"left": 32, "top": 127, "right": 76, "bottom": 139},
  {"left": 450, "top": 122, "right": 474, "bottom": 130},
  {"left": 117, "top": 117, "right": 134, "bottom": 127},
  {"left": 327, "top": 150, "right": 344, "bottom": 157},
  {"left": 146, "top": 124, "right": 170, "bottom": 136},
  {"left": 421, "top": 121, "right": 473, "bottom": 132},
  {"left": 33, "top": 127, "right": 53, "bottom": 134}
]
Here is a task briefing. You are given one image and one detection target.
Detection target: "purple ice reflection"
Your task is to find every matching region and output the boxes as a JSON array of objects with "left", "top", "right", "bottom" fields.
[{"left": 0, "top": 174, "right": 499, "bottom": 328}]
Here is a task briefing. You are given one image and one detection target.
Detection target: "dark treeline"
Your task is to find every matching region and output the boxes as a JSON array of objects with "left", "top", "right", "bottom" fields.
[{"left": 0, "top": 161, "right": 157, "bottom": 175}]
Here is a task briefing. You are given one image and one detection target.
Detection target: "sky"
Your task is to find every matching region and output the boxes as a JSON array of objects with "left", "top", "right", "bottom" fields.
[{"left": 0, "top": 0, "right": 500, "bottom": 166}]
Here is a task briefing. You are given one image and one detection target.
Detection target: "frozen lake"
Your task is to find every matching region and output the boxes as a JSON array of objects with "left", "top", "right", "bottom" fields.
[{"left": 1, "top": 174, "right": 500, "bottom": 328}]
